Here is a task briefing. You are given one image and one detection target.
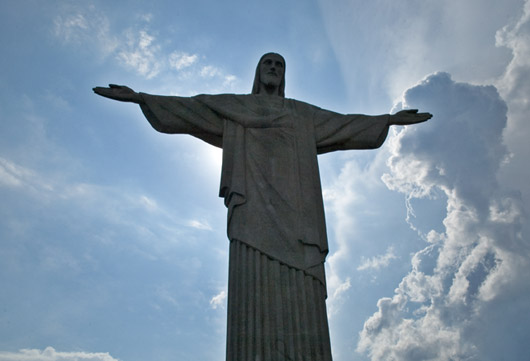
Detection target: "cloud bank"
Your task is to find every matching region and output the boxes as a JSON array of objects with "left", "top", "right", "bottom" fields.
[
  {"left": 357, "top": 72, "right": 529, "bottom": 361},
  {"left": 495, "top": 0, "right": 530, "bottom": 218}
]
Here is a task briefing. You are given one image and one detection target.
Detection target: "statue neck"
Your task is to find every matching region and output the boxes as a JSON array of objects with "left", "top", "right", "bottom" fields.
[{"left": 259, "top": 83, "right": 281, "bottom": 97}]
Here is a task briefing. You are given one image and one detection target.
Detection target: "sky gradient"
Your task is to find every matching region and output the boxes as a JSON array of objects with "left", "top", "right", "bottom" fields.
[{"left": 1, "top": 1, "right": 529, "bottom": 361}]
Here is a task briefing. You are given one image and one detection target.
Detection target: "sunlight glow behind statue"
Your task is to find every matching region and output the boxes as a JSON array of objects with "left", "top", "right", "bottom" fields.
[{"left": 94, "top": 52, "right": 431, "bottom": 361}]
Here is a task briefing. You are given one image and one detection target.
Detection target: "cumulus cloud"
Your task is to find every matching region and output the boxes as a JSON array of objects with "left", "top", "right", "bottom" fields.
[
  {"left": 0, "top": 347, "right": 119, "bottom": 361},
  {"left": 495, "top": 0, "right": 530, "bottom": 218},
  {"left": 357, "top": 72, "right": 530, "bottom": 361}
]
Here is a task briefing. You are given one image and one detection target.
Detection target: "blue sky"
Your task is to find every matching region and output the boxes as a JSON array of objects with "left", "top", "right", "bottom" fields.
[{"left": 1, "top": 1, "right": 529, "bottom": 361}]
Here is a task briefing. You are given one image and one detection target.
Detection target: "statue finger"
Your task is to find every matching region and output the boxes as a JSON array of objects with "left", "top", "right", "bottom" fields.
[
  {"left": 93, "top": 87, "right": 107, "bottom": 95},
  {"left": 418, "top": 112, "right": 432, "bottom": 119}
]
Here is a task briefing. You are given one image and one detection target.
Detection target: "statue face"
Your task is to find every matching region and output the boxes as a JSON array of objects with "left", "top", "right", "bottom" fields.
[{"left": 259, "top": 53, "right": 285, "bottom": 89}]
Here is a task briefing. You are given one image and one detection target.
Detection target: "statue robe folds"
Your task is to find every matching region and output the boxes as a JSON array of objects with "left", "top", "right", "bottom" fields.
[{"left": 139, "top": 93, "right": 389, "bottom": 361}]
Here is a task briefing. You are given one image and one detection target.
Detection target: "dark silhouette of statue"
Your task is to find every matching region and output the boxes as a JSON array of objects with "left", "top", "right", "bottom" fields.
[{"left": 94, "top": 52, "right": 431, "bottom": 361}]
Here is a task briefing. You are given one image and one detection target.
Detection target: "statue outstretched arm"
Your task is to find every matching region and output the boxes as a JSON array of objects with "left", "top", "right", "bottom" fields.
[
  {"left": 93, "top": 84, "right": 144, "bottom": 104},
  {"left": 313, "top": 105, "right": 431, "bottom": 153},
  {"left": 92, "top": 86, "right": 224, "bottom": 147},
  {"left": 389, "top": 109, "right": 432, "bottom": 125}
]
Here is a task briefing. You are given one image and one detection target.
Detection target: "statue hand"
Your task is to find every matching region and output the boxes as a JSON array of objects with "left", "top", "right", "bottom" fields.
[
  {"left": 389, "top": 109, "right": 432, "bottom": 126},
  {"left": 92, "top": 84, "right": 143, "bottom": 104}
]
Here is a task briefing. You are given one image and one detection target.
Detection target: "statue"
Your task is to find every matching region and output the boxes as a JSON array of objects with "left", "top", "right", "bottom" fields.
[{"left": 94, "top": 52, "right": 431, "bottom": 361}]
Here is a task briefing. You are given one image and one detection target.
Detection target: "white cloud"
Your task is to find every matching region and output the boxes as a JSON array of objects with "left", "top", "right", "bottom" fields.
[
  {"left": 117, "top": 29, "right": 162, "bottom": 79},
  {"left": 358, "top": 294, "right": 474, "bottom": 361},
  {"left": 357, "top": 247, "right": 397, "bottom": 271},
  {"left": 495, "top": 0, "right": 530, "bottom": 221},
  {"left": 323, "top": 161, "right": 365, "bottom": 313},
  {"left": 222, "top": 74, "right": 237, "bottom": 88},
  {"left": 54, "top": 13, "right": 88, "bottom": 39},
  {"left": 0, "top": 347, "right": 119, "bottom": 361},
  {"left": 322, "top": 155, "right": 396, "bottom": 318},
  {"left": 139, "top": 13, "right": 153, "bottom": 23},
  {"left": 331, "top": 277, "right": 351, "bottom": 300},
  {"left": 187, "top": 219, "right": 213, "bottom": 231},
  {"left": 357, "top": 71, "right": 530, "bottom": 361},
  {"left": 0, "top": 156, "right": 53, "bottom": 193},
  {"left": 200, "top": 65, "right": 220, "bottom": 78},
  {"left": 169, "top": 52, "right": 198, "bottom": 70},
  {"left": 0, "top": 157, "right": 30, "bottom": 187},
  {"left": 53, "top": 5, "right": 161, "bottom": 78},
  {"left": 53, "top": 5, "right": 118, "bottom": 58},
  {"left": 140, "top": 195, "right": 158, "bottom": 212},
  {"left": 52, "top": 7, "right": 240, "bottom": 93},
  {"left": 209, "top": 290, "right": 226, "bottom": 309}
]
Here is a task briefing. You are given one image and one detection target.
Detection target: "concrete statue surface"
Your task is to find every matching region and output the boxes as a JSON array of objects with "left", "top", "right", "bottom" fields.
[{"left": 94, "top": 52, "right": 431, "bottom": 361}]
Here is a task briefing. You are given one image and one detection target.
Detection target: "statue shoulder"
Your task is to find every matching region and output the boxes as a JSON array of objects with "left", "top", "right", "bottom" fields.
[
  {"left": 192, "top": 93, "right": 254, "bottom": 105},
  {"left": 193, "top": 93, "right": 247, "bottom": 99},
  {"left": 285, "top": 97, "right": 323, "bottom": 115}
]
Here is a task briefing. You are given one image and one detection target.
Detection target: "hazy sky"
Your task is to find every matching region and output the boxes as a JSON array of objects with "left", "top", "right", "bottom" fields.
[{"left": 1, "top": 1, "right": 529, "bottom": 361}]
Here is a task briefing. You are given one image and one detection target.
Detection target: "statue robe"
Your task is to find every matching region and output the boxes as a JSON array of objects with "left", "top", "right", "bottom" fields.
[{"left": 139, "top": 93, "right": 389, "bottom": 361}]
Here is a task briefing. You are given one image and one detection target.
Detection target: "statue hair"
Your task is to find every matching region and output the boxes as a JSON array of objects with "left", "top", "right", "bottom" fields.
[{"left": 251, "top": 52, "right": 285, "bottom": 97}]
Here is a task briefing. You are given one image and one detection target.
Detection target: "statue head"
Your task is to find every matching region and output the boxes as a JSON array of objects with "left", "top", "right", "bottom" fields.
[{"left": 252, "top": 52, "right": 285, "bottom": 97}]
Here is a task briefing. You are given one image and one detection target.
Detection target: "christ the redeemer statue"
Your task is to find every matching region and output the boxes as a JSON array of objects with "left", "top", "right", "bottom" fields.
[{"left": 94, "top": 52, "right": 431, "bottom": 361}]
